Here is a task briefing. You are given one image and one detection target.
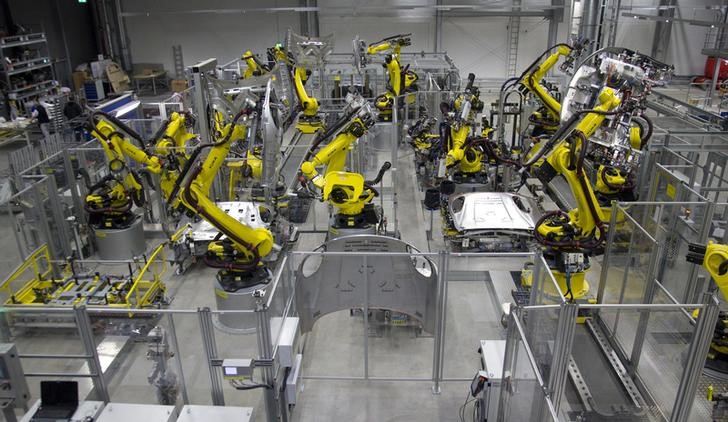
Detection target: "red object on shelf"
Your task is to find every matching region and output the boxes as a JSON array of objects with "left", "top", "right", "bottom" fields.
[{"left": 705, "top": 57, "right": 728, "bottom": 80}]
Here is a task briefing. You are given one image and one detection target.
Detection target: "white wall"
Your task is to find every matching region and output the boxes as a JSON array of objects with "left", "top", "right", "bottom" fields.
[
  {"left": 120, "top": 0, "right": 713, "bottom": 80},
  {"left": 318, "top": 0, "right": 434, "bottom": 53},
  {"left": 319, "top": 18, "right": 434, "bottom": 54},
  {"left": 121, "top": 0, "right": 300, "bottom": 74},
  {"left": 441, "top": 16, "right": 555, "bottom": 79}
]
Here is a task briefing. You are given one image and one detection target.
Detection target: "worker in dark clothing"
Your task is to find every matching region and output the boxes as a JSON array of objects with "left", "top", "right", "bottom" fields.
[{"left": 31, "top": 101, "right": 51, "bottom": 141}]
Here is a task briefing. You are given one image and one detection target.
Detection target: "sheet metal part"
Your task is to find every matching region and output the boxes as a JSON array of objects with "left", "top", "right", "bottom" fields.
[
  {"left": 448, "top": 192, "right": 537, "bottom": 233},
  {"left": 295, "top": 235, "right": 437, "bottom": 334}
]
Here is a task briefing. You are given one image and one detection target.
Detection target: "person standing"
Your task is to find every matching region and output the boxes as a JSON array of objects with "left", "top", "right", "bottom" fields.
[{"left": 31, "top": 100, "right": 51, "bottom": 142}]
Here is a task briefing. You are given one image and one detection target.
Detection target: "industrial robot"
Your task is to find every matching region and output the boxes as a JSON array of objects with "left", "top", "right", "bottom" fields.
[
  {"left": 86, "top": 98, "right": 276, "bottom": 290},
  {"left": 81, "top": 111, "right": 194, "bottom": 231},
  {"left": 241, "top": 50, "right": 271, "bottom": 79},
  {"left": 359, "top": 33, "right": 418, "bottom": 121},
  {"left": 688, "top": 242, "right": 728, "bottom": 376},
  {"left": 517, "top": 39, "right": 590, "bottom": 138},
  {"left": 286, "top": 29, "right": 334, "bottom": 134},
  {"left": 407, "top": 110, "right": 441, "bottom": 185},
  {"left": 522, "top": 48, "right": 672, "bottom": 300},
  {"left": 442, "top": 73, "right": 486, "bottom": 184},
  {"left": 299, "top": 93, "right": 391, "bottom": 238}
]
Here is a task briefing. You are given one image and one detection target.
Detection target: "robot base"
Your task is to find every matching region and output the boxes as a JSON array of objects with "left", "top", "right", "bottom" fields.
[
  {"left": 328, "top": 224, "right": 377, "bottom": 240},
  {"left": 94, "top": 214, "right": 146, "bottom": 260},
  {"left": 452, "top": 171, "right": 488, "bottom": 185},
  {"left": 327, "top": 209, "right": 380, "bottom": 240},
  {"left": 214, "top": 266, "right": 272, "bottom": 333},
  {"left": 296, "top": 115, "right": 325, "bottom": 134}
]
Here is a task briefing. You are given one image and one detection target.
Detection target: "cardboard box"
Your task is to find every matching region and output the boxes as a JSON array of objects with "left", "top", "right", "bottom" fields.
[
  {"left": 72, "top": 71, "right": 88, "bottom": 91},
  {"left": 171, "top": 79, "right": 187, "bottom": 92},
  {"left": 106, "top": 62, "right": 131, "bottom": 93}
]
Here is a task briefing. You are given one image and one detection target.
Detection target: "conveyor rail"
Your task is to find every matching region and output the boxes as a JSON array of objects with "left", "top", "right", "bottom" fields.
[{"left": 567, "top": 319, "right": 651, "bottom": 420}]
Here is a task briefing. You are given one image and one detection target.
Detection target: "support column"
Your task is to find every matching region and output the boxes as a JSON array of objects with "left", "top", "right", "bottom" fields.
[
  {"left": 255, "top": 295, "right": 278, "bottom": 422},
  {"left": 671, "top": 293, "right": 720, "bottom": 421},
  {"left": 434, "top": 0, "right": 443, "bottom": 53},
  {"left": 650, "top": 0, "right": 676, "bottom": 62},
  {"left": 74, "top": 306, "right": 110, "bottom": 402},
  {"left": 197, "top": 307, "right": 224, "bottom": 405},
  {"left": 113, "top": 0, "right": 133, "bottom": 71},
  {"left": 548, "top": 302, "right": 578, "bottom": 411},
  {"left": 547, "top": 0, "right": 565, "bottom": 47},
  {"left": 300, "top": 0, "right": 319, "bottom": 38}
]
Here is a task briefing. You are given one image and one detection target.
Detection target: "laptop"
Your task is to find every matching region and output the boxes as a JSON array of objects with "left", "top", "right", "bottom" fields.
[{"left": 31, "top": 381, "right": 79, "bottom": 422}]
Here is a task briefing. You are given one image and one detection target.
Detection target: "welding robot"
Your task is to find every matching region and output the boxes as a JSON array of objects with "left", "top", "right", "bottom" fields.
[
  {"left": 81, "top": 111, "right": 195, "bottom": 231},
  {"left": 241, "top": 50, "right": 271, "bottom": 79},
  {"left": 688, "top": 242, "right": 728, "bottom": 377},
  {"left": 86, "top": 99, "right": 276, "bottom": 291},
  {"left": 517, "top": 39, "right": 590, "bottom": 138},
  {"left": 522, "top": 47, "right": 672, "bottom": 301},
  {"left": 363, "top": 33, "right": 418, "bottom": 122},
  {"left": 442, "top": 73, "right": 486, "bottom": 184},
  {"left": 285, "top": 30, "right": 334, "bottom": 134},
  {"left": 299, "top": 93, "right": 391, "bottom": 239}
]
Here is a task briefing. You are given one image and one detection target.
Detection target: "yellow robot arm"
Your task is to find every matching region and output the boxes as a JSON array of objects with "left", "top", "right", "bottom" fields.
[
  {"left": 688, "top": 242, "right": 728, "bottom": 302},
  {"left": 91, "top": 119, "right": 163, "bottom": 174},
  {"left": 294, "top": 66, "right": 319, "bottom": 117},
  {"left": 521, "top": 45, "right": 572, "bottom": 120},
  {"left": 300, "top": 123, "right": 363, "bottom": 189},
  {"left": 155, "top": 112, "right": 196, "bottom": 150},
  {"left": 366, "top": 42, "right": 401, "bottom": 56},
  {"left": 176, "top": 109, "right": 274, "bottom": 260},
  {"left": 367, "top": 34, "right": 412, "bottom": 100},
  {"left": 535, "top": 87, "right": 621, "bottom": 240},
  {"left": 181, "top": 171, "right": 274, "bottom": 259},
  {"left": 445, "top": 124, "right": 472, "bottom": 168},
  {"left": 242, "top": 50, "right": 269, "bottom": 79}
]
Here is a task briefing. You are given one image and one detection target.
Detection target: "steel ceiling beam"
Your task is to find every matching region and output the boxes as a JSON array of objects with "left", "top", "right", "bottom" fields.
[
  {"left": 120, "top": 6, "right": 560, "bottom": 18},
  {"left": 623, "top": 12, "right": 728, "bottom": 28}
]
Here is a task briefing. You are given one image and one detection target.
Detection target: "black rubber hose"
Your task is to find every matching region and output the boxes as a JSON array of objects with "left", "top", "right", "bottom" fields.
[
  {"left": 521, "top": 107, "right": 624, "bottom": 168},
  {"left": 84, "top": 190, "right": 133, "bottom": 215},
  {"left": 636, "top": 114, "right": 653, "bottom": 149},
  {"left": 365, "top": 162, "right": 392, "bottom": 186},
  {"left": 303, "top": 103, "right": 362, "bottom": 162},
  {"left": 500, "top": 77, "right": 520, "bottom": 93},
  {"left": 168, "top": 107, "right": 252, "bottom": 203},
  {"left": 165, "top": 143, "right": 213, "bottom": 205},
  {"left": 91, "top": 110, "right": 146, "bottom": 149},
  {"left": 149, "top": 117, "right": 171, "bottom": 144},
  {"left": 129, "top": 169, "right": 146, "bottom": 207},
  {"left": 465, "top": 73, "right": 475, "bottom": 92}
]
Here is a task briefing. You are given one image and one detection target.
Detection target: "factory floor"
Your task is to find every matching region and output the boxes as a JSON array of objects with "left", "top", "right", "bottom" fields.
[
  {"left": 0, "top": 122, "right": 522, "bottom": 422},
  {"left": 0, "top": 96, "right": 722, "bottom": 421}
]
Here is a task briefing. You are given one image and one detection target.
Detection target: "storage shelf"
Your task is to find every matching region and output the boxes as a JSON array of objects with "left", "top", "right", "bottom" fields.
[
  {"left": 8, "top": 81, "right": 55, "bottom": 100},
  {"left": 0, "top": 33, "right": 47, "bottom": 49},
  {"left": 10, "top": 80, "right": 54, "bottom": 92},
  {"left": 0, "top": 32, "right": 57, "bottom": 112},
  {"left": 5, "top": 61, "right": 52, "bottom": 76},
  {"left": 3, "top": 57, "right": 52, "bottom": 73}
]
